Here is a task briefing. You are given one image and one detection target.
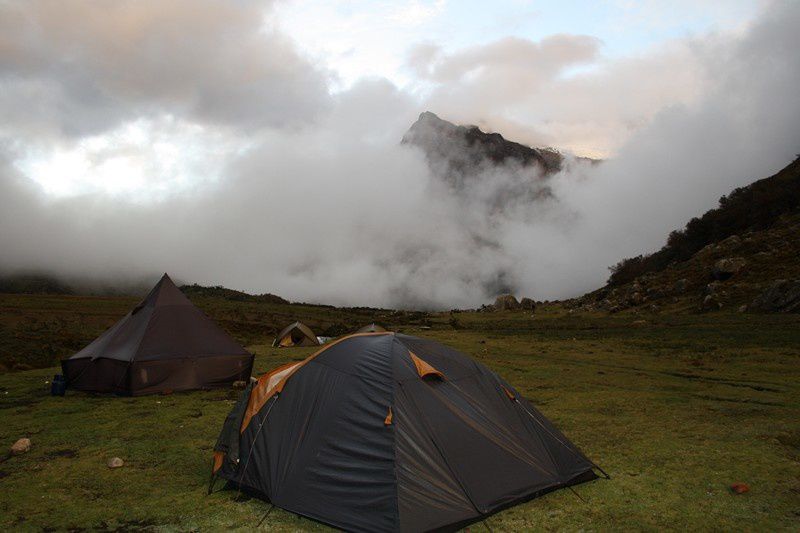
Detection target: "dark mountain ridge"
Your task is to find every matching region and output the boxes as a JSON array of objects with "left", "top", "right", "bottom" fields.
[
  {"left": 573, "top": 156, "right": 800, "bottom": 313},
  {"left": 403, "top": 111, "right": 564, "bottom": 175}
]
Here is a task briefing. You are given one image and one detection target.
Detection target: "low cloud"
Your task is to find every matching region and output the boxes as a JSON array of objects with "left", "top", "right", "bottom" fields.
[{"left": 0, "top": 1, "right": 798, "bottom": 309}]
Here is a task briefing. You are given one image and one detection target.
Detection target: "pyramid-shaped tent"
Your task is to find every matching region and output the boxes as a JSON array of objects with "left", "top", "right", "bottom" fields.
[
  {"left": 62, "top": 274, "right": 253, "bottom": 395},
  {"left": 212, "top": 332, "right": 603, "bottom": 531}
]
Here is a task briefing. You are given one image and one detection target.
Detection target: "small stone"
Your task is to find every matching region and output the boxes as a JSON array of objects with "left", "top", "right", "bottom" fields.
[
  {"left": 107, "top": 457, "right": 124, "bottom": 469},
  {"left": 10, "top": 438, "right": 31, "bottom": 455},
  {"left": 232, "top": 380, "right": 247, "bottom": 389},
  {"left": 738, "top": 305, "right": 748, "bottom": 313}
]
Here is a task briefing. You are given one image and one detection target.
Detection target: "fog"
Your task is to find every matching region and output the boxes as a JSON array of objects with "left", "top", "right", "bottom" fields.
[{"left": 1, "top": 1, "right": 798, "bottom": 309}]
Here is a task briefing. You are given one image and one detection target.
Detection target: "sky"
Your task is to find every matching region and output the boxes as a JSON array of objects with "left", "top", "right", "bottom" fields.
[{"left": 1, "top": 0, "right": 798, "bottom": 308}]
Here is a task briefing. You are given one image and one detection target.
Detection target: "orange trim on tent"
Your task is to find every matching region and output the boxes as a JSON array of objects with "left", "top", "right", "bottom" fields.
[
  {"left": 384, "top": 406, "right": 393, "bottom": 426},
  {"left": 409, "top": 351, "right": 445, "bottom": 380},
  {"left": 278, "top": 335, "right": 294, "bottom": 347},
  {"left": 212, "top": 450, "right": 224, "bottom": 474},
  {"left": 240, "top": 332, "right": 394, "bottom": 433},
  {"left": 502, "top": 386, "right": 516, "bottom": 401}
]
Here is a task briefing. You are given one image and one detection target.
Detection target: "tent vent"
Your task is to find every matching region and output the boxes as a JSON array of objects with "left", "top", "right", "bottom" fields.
[{"left": 409, "top": 351, "right": 445, "bottom": 380}]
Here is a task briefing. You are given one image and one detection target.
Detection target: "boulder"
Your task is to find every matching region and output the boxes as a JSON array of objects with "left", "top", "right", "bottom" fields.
[
  {"left": 10, "top": 438, "right": 31, "bottom": 455},
  {"left": 738, "top": 304, "right": 748, "bottom": 313},
  {"left": 494, "top": 294, "right": 520, "bottom": 311},
  {"left": 712, "top": 257, "right": 747, "bottom": 281},
  {"left": 519, "top": 297, "right": 536, "bottom": 311},
  {"left": 107, "top": 457, "right": 124, "bottom": 469},
  {"left": 673, "top": 278, "right": 689, "bottom": 294},
  {"left": 705, "top": 282, "right": 721, "bottom": 296},
  {"left": 719, "top": 235, "right": 742, "bottom": 249},
  {"left": 700, "top": 293, "right": 723, "bottom": 311},
  {"left": 751, "top": 279, "right": 800, "bottom": 312}
]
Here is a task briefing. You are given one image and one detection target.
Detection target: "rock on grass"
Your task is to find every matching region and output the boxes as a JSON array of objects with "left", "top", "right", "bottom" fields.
[{"left": 10, "top": 438, "right": 30, "bottom": 455}]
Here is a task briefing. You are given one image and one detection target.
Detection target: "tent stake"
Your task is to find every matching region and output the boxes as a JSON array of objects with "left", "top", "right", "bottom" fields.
[
  {"left": 256, "top": 504, "right": 274, "bottom": 528},
  {"left": 568, "top": 485, "right": 588, "bottom": 503}
]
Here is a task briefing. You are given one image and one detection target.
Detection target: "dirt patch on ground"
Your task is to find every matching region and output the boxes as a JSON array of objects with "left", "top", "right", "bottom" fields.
[{"left": 43, "top": 448, "right": 78, "bottom": 460}]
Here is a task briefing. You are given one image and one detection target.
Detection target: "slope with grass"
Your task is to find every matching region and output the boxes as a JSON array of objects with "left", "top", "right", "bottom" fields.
[{"left": 0, "top": 291, "right": 428, "bottom": 372}]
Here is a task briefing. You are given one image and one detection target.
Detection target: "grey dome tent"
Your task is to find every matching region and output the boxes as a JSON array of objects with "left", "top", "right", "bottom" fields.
[
  {"left": 61, "top": 274, "right": 253, "bottom": 395},
  {"left": 211, "top": 332, "right": 605, "bottom": 532},
  {"left": 272, "top": 321, "right": 319, "bottom": 347}
]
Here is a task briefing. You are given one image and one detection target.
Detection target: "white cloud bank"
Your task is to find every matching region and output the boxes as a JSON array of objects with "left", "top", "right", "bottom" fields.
[{"left": 0, "top": 0, "right": 798, "bottom": 309}]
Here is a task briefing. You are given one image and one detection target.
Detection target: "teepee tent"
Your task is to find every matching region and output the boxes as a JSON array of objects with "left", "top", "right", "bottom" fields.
[
  {"left": 272, "top": 321, "right": 319, "bottom": 347},
  {"left": 62, "top": 274, "right": 253, "bottom": 395},
  {"left": 212, "top": 332, "right": 604, "bottom": 532}
]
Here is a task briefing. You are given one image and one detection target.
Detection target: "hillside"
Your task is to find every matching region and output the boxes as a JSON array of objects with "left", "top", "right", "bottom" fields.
[
  {"left": 575, "top": 157, "right": 800, "bottom": 314},
  {"left": 0, "top": 290, "right": 429, "bottom": 372}
]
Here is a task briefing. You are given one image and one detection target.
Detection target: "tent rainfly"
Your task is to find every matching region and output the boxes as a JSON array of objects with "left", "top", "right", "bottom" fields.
[
  {"left": 211, "top": 332, "right": 605, "bottom": 532},
  {"left": 61, "top": 274, "right": 253, "bottom": 395},
  {"left": 355, "top": 323, "right": 387, "bottom": 333},
  {"left": 272, "top": 321, "right": 319, "bottom": 347}
]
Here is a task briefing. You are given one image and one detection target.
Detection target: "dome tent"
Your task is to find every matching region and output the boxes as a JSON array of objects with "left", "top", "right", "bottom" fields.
[
  {"left": 62, "top": 274, "right": 253, "bottom": 395},
  {"left": 211, "top": 332, "right": 604, "bottom": 531},
  {"left": 272, "top": 321, "right": 319, "bottom": 347}
]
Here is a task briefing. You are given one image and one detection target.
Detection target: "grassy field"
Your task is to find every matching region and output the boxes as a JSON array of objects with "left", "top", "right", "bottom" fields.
[{"left": 1, "top": 295, "right": 799, "bottom": 531}]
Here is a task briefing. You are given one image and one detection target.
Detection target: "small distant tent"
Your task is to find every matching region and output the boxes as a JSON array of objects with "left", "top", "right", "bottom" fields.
[
  {"left": 272, "top": 322, "right": 319, "bottom": 348},
  {"left": 212, "top": 332, "right": 605, "bottom": 531},
  {"left": 61, "top": 274, "right": 253, "bottom": 396},
  {"left": 356, "top": 323, "right": 387, "bottom": 333}
]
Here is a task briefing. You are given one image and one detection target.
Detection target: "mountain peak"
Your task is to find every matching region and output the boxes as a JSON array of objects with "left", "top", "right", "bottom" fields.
[{"left": 402, "top": 111, "right": 563, "bottom": 176}]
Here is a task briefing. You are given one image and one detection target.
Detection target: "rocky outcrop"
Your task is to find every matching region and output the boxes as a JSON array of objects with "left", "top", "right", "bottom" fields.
[
  {"left": 494, "top": 294, "right": 521, "bottom": 311},
  {"left": 403, "top": 112, "right": 563, "bottom": 175},
  {"left": 401, "top": 112, "right": 567, "bottom": 211},
  {"left": 712, "top": 257, "right": 747, "bottom": 281},
  {"left": 751, "top": 279, "right": 800, "bottom": 312},
  {"left": 520, "top": 297, "right": 536, "bottom": 311}
]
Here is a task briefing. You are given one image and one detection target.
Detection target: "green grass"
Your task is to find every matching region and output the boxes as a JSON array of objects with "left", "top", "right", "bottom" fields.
[{"left": 1, "top": 299, "right": 799, "bottom": 531}]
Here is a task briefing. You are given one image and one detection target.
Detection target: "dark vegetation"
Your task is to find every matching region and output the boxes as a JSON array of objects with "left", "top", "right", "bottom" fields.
[
  {"left": 608, "top": 157, "right": 800, "bottom": 287},
  {"left": 0, "top": 274, "right": 74, "bottom": 295},
  {"left": 178, "top": 284, "right": 288, "bottom": 305}
]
